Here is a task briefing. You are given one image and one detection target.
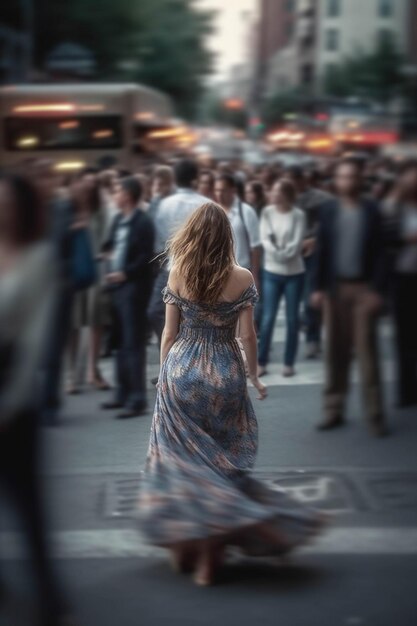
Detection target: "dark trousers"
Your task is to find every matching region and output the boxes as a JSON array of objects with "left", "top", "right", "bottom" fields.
[
  {"left": 0, "top": 411, "right": 67, "bottom": 618},
  {"left": 112, "top": 283, "right": 147, "bottom": 409},
  {"left": 41, "top": 287, "right": 73, "bottom": 420},
  {"left": 303, "top": 254, "right": 322, "bottom": 344},
  {"left": 147, "top": 267, "right": 169, "bottom": 345},
  {"left": 323, "top": 282, "right": 384, "bottom": 423},
  {"left": 258, "top": 270, "right": 305, "bottom": 367},
  {"left": 393, "top": 273, "right": 417, "bottom": 406}
]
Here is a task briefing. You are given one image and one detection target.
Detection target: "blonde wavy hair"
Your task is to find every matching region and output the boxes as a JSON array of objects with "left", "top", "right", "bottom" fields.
[{"left": 167, "top": 202, "right": 236, "bottom": 305}]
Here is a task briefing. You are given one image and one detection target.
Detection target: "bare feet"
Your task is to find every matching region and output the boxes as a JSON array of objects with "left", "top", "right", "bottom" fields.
[
  {"left": 89, "top": 377, "right": 111, "bottom": 391},
  {"left": 169, "top": 545, "right": 197, "bottom": 574},
  {"left": 87, "top": 370, "right": 111, "bottom": 390},
  {"left": 193, "top": 541, "right": 224, "bottom": 587}
]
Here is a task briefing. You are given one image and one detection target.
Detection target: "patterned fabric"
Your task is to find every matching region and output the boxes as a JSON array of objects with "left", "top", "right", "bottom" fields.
[{"left": 136, "top": 282, "right": 324, "bottom": 554}]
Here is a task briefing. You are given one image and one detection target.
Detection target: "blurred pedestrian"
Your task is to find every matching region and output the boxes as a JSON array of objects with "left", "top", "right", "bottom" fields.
[
  {"left": 148, "top": 164, "right": 175, "bottom": 222},
  {"left": 0, "top": 173, "right": 74, "bottom": 625},
  {"left": 214, "top": 172, "right": 261, "bottom": 286},
  {"left": 311, "top": 158, "right": 387, "bottom": 436},
  {"left": 134, "top": 172, "right": 151, "bottom": 210},
  {"left": 368, "top": 173, "right": 395, "bottom": 203},
  {"left": 245, "top": 179, "right": 268, "bottom": 328},
  {"left": 286, "top": 166, "right": 332, "bottom": 359},
  {"left": 34, "top": 161, "right": 78, "bottom": 426},
  {"left": 101, "top": 177, "right": 155, "bottom": 418},
  {"left": 98, "top": 168, "right": 119, "bottom": 224},
  {"left": 258, "top": 179, "right": 306, "bottom": 377},
  {"left": 197, "top": 169, "right": 215, "bottom": 199},
  {"left": 245, "top": 180, "right": 268, "bottom": 217},
  {"left": 67, "top": 169, "right": 110, "bottom": 393},
  {"left": 147, "top": 159, "right": 208, "bottom": 344},
  {"left": 137, "top": 202, "right": 326, "bottom": 586},
  {"left": 383, "top": 161, "right": 417, "bottom": 408}
]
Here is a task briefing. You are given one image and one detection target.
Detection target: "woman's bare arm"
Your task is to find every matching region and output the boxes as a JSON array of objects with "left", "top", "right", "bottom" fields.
[
  {"left": 160, "top": 302, "right": 180, "bottom": 365},
  {"left": 238, "top": 305, "right": 267, "bottom": 400},
  {"left": 160, "top": 269, "right": 181, "bottom": 365},
  {"left": 238, "top": 306, "right": 258, "bottom": 379}
]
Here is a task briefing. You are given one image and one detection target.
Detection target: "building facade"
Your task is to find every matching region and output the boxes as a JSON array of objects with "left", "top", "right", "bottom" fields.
[
  {"left": 266, "top": 0, "right": 318, "bottom": 94},
  {"left": 257, "top": 0, "right": 297, "bottom": 64},
  {"left": 251, "top": 0, "right": 298, "bottom": 103},
  {"left": 256, "top": 0, "right": 417, "bottom": 97},
  {"left": 315, "top": 0, "right": 410, "bottom": 84}
]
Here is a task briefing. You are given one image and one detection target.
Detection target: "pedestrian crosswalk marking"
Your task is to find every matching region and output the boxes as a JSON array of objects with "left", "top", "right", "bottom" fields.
[{"left": 1, "top": 527, "right": 416, "bottom": 560}]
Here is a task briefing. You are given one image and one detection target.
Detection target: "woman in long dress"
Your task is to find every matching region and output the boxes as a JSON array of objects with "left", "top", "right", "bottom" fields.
[{"left": 137, "top": 202, "right": 327, "bottom": 586}]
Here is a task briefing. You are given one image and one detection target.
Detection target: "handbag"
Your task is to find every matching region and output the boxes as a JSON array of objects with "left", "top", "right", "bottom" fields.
[{"left": 70, "top": 227, "right": 97, "bottom": 291}]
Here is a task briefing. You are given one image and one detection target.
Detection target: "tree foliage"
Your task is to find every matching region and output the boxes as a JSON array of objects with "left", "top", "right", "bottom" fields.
[
  {"left": 323, "top": 36, "right": 407, "bottom": 103},
  {"left": 31, "top": 0, "right": 215, "bottom": 118},
  {"left": 261, "top": 88, "right": 306, "bottom": 127}
]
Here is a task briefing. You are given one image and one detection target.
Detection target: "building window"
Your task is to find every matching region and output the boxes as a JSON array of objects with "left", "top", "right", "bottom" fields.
[
  {"left": 301, "top": 64, "right": 314, "bottom": 85},
  {"left": 286, "top": 0, "right": 295, "bottom": 12},
  {"left": 378, "top": 0, "right": 394, "bottom": 18},
  {"left": 326, "top": 0, "right": 341, "bottom": 17},
  {"left": 325, "top": 28, "right": 339, "bottom": 51}
]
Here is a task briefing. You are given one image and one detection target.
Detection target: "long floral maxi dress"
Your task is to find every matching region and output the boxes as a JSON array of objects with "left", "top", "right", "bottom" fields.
[{"left": 136, "top": 283, "right": 325, "bottom": 555}]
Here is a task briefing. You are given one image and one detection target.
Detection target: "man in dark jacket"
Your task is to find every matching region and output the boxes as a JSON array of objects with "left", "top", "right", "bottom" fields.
[
  {"left": 102, "top": 177, "right": 155, "bottom": 419},
  {"left": 311, "top": 158, "right": 387, "bottom": 436}
]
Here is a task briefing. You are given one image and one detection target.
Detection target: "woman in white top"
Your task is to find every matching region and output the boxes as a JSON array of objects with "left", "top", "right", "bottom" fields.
[{"left": 258, "top": 179, "right": 306, "bottom": 377}]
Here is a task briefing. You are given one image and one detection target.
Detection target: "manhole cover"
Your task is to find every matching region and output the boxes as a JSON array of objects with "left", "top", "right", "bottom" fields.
[{"left": 366, "top": 475, "right": 417, "bottom": 510}]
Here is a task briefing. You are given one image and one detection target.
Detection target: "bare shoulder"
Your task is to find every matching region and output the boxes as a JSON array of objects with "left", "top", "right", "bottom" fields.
[
  {"left": 167, "top": 265, "right": 181, "bottom": 290},
  {"left": 230, "top": 265, "right": 254, "bottom": 289}
]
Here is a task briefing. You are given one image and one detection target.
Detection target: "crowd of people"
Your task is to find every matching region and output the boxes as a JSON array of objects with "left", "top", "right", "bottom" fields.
[
  {"left": 1, "top": 149, "right": 417, "bottom": 621},
  {"left": 1, "top": 152, "right": 417, "bottom": 430}
]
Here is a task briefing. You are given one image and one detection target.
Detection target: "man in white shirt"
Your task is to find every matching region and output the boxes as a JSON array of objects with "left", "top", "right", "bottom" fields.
[
  {"left": 147, "top": 159, "right": 209, "bottom": 343},
  {"left": 214, "top": 172, "right": 262, "bottom": 288}
]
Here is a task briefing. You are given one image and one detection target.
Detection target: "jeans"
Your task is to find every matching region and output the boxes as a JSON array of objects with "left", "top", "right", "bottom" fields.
[
  {"left": 258, "top": 270, "right": 305, "bottom": 367},
  {"left": 303, "top": 254, "right": 322, "bottom": 344}
]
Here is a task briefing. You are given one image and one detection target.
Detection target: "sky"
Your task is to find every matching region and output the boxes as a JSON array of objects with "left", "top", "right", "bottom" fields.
[{"left": 197, "top": 0, "right": 258, "bottom": 78}]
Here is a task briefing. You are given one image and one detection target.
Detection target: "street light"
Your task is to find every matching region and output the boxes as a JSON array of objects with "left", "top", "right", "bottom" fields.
[{"left": 224, "top": 98, "right": 244, "bottom": 110}]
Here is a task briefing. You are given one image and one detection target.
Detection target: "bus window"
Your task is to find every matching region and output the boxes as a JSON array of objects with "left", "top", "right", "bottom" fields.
[{"left": 4, "top": 115, "right": 123, "bottom": 151}]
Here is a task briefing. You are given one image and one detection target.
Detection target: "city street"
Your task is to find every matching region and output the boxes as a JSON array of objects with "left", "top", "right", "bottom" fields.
[
  {"left": 2, "top": 0, "right": 417, "bottom": 624},
  {"left": 1, "top": 316, "right": 417, "bottom": 626}
]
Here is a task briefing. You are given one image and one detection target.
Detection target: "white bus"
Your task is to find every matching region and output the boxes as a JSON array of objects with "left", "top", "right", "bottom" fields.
[{"left": 0, "top": 83, "right": 193, "bottom": 172}]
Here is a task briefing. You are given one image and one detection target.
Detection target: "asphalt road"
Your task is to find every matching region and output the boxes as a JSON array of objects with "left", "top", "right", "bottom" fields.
[{"left": 1, "top": 320, "right": 417, "bottom": 626}]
